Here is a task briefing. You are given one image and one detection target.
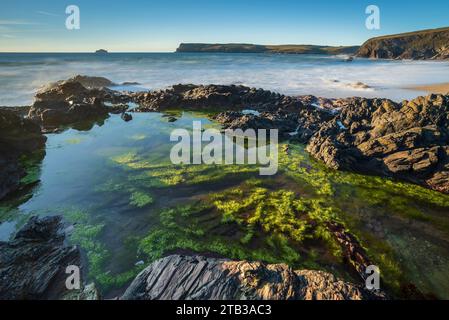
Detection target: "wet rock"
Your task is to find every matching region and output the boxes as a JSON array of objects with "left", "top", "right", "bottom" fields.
[
  {"left": 0, "top": 216, "right": 81, "bottom": 300},
  {"left": 306, "top": 94, "right": 449, "bottom": 193},
  {"left": 0, "top": 109, "right": 46, "bottom": 200},
  {"left": 121, "top": 112, "right": 133, "bottom": 122},
  {"left": 133, "top": 84, "right": 284, "bottom": 112},
  {"left": 67, "top": 75, "right": 115, "bottom": 88},
  {"left": 122, "top": 255, "right": 377, "bottom": 300},
  {"left": 27, "top": 76, "right": 129, "bottom": 131}
]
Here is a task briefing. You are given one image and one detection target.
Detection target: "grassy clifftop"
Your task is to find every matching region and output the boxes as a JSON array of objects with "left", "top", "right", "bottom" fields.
[
  {"left": 357, "top": 27, "right": 449, "bottom": 60},
  {"left": 176, "top": 43, "right": 359, "bottom": 55}
]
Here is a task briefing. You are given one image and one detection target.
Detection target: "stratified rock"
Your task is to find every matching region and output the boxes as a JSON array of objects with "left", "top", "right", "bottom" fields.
[
  {"left": 357, "top": 27, "right": 449, "bottom": 60},
  {"left": 306, "top": 94, "right": 449, "bottom": 193},
  {"left": 122, "top": 255, "right": 374, "bottom": 300},
  {"left": 0, "top": 109, "right": 46, "bottom": 200},
  {"left": 0, "top": 216, "right": 81, "bottom": 300}
]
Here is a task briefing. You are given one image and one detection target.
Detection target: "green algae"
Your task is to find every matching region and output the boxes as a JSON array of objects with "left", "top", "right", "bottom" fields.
[
  {"left": 18, "top": 152, "right": 44, "bottom": 186},
  {"left": 65, "top": 138, "right": 84, "bottom": 145},
  {"left": 3, "top": 110, "right": 449, "bottom": 299},
  {"left": 129, "top": 191, "right": 153, "bottom": 208},
  {"left": 65, "top": 209, "right": 142, "bottom": 291}
]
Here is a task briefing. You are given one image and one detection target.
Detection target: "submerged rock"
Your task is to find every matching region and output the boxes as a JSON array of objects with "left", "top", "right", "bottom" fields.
[
  {"left": 0, "top": 108, "right": 46, "bottom": 200},
  {"left": 122, "top": 255, "right": 376, "bottom": 300},
  {"left": 121, "top": 112, "right": 133, "bottom": 122}
]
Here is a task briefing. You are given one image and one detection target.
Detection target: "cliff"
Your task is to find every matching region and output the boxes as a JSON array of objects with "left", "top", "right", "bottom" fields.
[
  {"left": 357, "top": 27, "right": 449, "bottom": 60},
  {"left": 176, "top": 43, "right": 359, "bottom": 55}
]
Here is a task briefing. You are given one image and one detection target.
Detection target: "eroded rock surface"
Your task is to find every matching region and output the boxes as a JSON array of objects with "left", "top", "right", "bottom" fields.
[
  {"left": 357, "top": 27, "right": 449, "bottom": 60},
  {"left": 0, "top": 216, "right": 83, "bottom": 300},
  {"left": 306, "top": 94, "right": 449, "bottom": 193},
  {"left": 122, "top": 255, "right": 375, "bottom": 300},
  {"left": 18, "top": 78, "right": 449, "bottom": 194},
  {"left": 130, "top": 84, "right": 449, "bottom": 193},
  {"left": 27, "top": 76, "right": 130, "bottom": 131}
]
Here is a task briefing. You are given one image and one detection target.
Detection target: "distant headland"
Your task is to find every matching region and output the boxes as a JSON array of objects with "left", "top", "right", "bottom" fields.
[
  {"left": 176, "top": 26, "right": 449, "bottom": 60},
  {"left": 95, "top": 49, "right": 108, "bottom": 54},
  {"left": 176, "top": 43, "right": 359, "bottom": 55}
]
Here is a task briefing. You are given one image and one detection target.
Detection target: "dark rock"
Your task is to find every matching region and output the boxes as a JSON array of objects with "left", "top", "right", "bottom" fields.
[
  {"left": 68, "top": 75, "right": 115, "bottom": 88},
  {"left": 122, "top": 255, "right": 376, "bottom": 300},
  {"left": 0, "top": 216, "right": 82, "bottom": 300},
  {"left": 0, "top": 109, "right": 46, "bottom": 200},
  {"left": 27, "top": 77, "right": 124, "bottom": 131},
  {"left": 121, "top": 112, "right": 133, "bottom": 122},
  {"left": 132, "top": 84, "right": 284, "bottom": 112}
]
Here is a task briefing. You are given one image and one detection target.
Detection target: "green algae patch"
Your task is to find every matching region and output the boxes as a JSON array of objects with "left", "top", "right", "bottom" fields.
[
  {"left": 129, "top": 134, "right": 147, "bottom": 141},
  {"left": 65, "top": 137, "right": 84, "bottom": 145},
  {"left": 65, "top": 209, "right": 142, "bottom": 291},
  {"left": 129, "top": 191, "right": 154, "bottom": 208},
  {"left": 18, "top": 152, "right": 44, "bottom": 186},
  {"left": 137, "top": 178, "right": 357, "bottom": 274}
]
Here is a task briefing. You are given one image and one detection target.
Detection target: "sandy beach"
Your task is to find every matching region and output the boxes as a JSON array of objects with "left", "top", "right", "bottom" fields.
[{"left": 406, "top": 82, "right": 449, "bottom": 94}]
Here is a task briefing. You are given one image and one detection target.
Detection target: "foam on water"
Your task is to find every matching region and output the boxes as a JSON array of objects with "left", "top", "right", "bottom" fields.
[{"left": 0, "top": 52, "right": 448, "bottom": 106}]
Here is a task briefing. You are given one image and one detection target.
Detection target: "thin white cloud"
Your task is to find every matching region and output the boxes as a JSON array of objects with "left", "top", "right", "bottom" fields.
[
  {"left": 1, "top": 34, "right": 16, "bottom": 38},
  {"left": 0, "top": 19, "right": 42, "bottom": 25},
  {"left": 36, "top": 11, "right": 60, "bottom": 17}
]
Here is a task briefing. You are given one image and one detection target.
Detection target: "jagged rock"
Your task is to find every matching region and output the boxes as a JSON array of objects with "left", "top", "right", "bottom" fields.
[
  {"left": 0, "top": 109, "right": 46, "bottom": 200},
  {"left": 133, "top": 84, "right": 283, "bottom": 112},
  {"left": 306, "top": 94, "right": 449, "bottom": 193},
  {"left": 357, "top": 27, "right": 449, "bottom": 60},
  {"left": 0, "top": 216, "right": 82, "bottom": 300},
  {"left": 121, "top": 255, "right": 375, "bottom": 300},
  {"left": 27, "top": 76, "right": 130, "bottom": 131}
]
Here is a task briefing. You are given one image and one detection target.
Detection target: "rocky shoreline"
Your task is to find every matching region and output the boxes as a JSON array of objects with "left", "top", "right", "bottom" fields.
[
  {"left": 1, "top": 75, "right": 448, "bottom": 199},
  {"left": 122, "top": 254, "right": 377, "bottom": 300},
  {"left": 0, "top": 216, "right": 380, "bottom": 300},
  {"left": 129, "top": 82, "right": 449, "bottom": 194},
  {"left": 0, "top": 216, "right": 98, "bottom": 300},
  {"left": 1, "top": 75, "right": 448, "bottom": 299}
]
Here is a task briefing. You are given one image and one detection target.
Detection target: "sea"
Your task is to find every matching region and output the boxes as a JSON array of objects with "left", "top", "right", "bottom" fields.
[{"left": 1, "top": 52, "right": 449, "bottom": 106}]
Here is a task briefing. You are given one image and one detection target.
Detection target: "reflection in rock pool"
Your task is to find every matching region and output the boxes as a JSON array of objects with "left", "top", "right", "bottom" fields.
[{"left": 1, "top": 112, "right": 449, "bottom": 299}]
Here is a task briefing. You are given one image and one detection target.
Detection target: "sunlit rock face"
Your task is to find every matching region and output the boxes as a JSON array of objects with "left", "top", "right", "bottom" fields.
[{"left": 121, "top": 255, "right": 378, "bottom": 300}]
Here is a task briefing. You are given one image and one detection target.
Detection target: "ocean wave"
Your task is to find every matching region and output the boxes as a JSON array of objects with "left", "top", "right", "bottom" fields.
[{"left": 0, "top": 53, "right": 448, "bottom": 106}]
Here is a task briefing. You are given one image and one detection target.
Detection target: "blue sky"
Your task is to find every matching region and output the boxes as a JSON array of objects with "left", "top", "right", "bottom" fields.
[{"left": 0, "top": 0, "right": 448, "bottom": 52}]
